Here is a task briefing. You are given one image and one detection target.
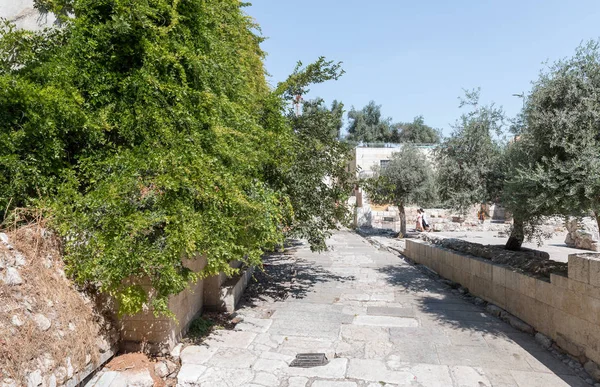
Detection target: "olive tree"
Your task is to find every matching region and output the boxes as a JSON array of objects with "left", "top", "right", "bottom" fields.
[
  {"left": 504, "top": 40, "right": 600, "bottom": 246},
  {"left": 364, "top": 145, "right": 436, "bottom": 236}
]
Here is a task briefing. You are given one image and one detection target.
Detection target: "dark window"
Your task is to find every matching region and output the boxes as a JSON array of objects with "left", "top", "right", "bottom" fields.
[{"left": 380, "top": 160, "right": 390, "bottom": 168}]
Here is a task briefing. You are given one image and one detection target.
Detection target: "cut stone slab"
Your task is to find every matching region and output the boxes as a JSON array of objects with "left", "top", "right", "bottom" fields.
[
  {"left": 450, "top": 366, "right": 492, "bottom": 387},
  {"left": 176, "top": 364, "right": 207, "bottom": 387},
  {"left": 510, "top": 370, "right": 588, "bottom": 387},
  {"left": 282, "top": 358, "right": 348, "bottom": 379},
  {"left": 386, "top": 343, "right": 440, "bottom": 365},
  {"left": 346, "top": 358, "right": 413, "bottom": 385},
  {"left": 287, "top": 376, "right": 308, "bottom": 387},
  {"left": 235, "top": 317, "right": 273, "bottom": 333},
  {"left": 180, "top": 346, "right": 217, "bottom": 365},
  {"left": 202, "top": 330, "right": 257, "bottom": 349},
  {"left": 366, "top": 306, "right": 415, "bottom": 317},
  {"left": 252, "top": 358, "right": 288, "bottom": 373},
  {"left": 311, "top": 381, "right": 357, "bottom": 387},
  {"left": 122, "top": 370, "right": 154, "bottom": 387},
  {"left": 206, "top": 348, "right": 257, "bottom": 369},
  {"left": 353, "top": 315, "right": 418, "bottom": 327},
  {"left": 252, "top": 372, "right": 279, "bottom": 387},
  {"left": 340, "top": 325, "right": 389, "bottom": 342},
  {"left": 191, "top": 367, "right": 254, "bottom": 387}
]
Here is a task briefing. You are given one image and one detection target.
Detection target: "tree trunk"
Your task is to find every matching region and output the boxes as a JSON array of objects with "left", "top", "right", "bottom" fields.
[
  {"left": 505, "top": 217, "right": 524, "bottom": 251},
  {"left": 399, "top": 203, "right": 406, "bottom": 237},
  {"left": 594, "top": 210, "right": 600, "bottom": 242}
]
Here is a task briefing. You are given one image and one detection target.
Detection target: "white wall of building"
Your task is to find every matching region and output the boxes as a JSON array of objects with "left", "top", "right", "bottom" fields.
[{"left": 352, "top": 145, "right": 436, "bottom": 178}]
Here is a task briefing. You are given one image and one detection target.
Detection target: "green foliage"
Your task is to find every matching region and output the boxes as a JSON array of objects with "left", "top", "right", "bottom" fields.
[
  {"left": 436, "top": 89, "right": 505, "bottom": 215},
  {"left": 389, "top": 116, "right": 441, "bottom": 144},
  {"left": 364, "top": 145, "right": 436, "bottom": 235},
  {"left": 346, "top": 101, "right": 392, "bottom": 143},
  {"left": 0, "top": 1, "right": 352, "bottom": 315},
  {"left": 187, "top": 316, "right": 216, "bottom": 339},
  {"left": 346, "top": 102, "right": 439, "bottom": 144},
  {"left": 506, "top": 40, "right": 600, "bottom": 223},
  {"left": 278, "top": 98, "right": 354, "bottom": 250}
]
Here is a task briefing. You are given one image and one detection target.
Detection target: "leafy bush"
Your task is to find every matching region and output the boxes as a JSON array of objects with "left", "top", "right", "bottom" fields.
[{"left": 0, "top": 1, "right": 352, "bottom": 315}]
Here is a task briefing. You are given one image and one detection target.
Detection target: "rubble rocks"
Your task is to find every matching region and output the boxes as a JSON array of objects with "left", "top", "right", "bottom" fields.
[
  {"left": 33, "top": 314, "right": 51, "bottom": 331},
  {"left": 154, "top": 361, "right": 170, "bottom": 378},
  {"left": 2, "top": 267, "right": 23, "bottom": 285},
  {"left": 585, "top": 361, "right": 600, "bottom": 382},
  {"left": 565, "top": 218, "right": 599, "bottom": 251},
  {"left": 535, "top": 332, "right": 553, "bottom": 349}
]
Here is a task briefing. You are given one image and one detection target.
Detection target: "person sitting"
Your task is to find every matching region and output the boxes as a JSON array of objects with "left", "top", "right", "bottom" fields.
[
  {"left": 416, "top": 209, "right": 424, "bottom": 232},
  {"left": 420, "top": 208, "right": 430, "bottom": 231}
]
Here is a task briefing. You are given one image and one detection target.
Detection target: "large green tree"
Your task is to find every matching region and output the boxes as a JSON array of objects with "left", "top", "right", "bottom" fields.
[
  {"left": 435, "top": 89, "right": 505, "bottom": 217},
  {"left": 346, "top": 100, "right": 391, "bottom": 143},
  {"left": 0, "top": 1, "right": 351, "bottom": 315},
  {"left": 389, "top": 116, "right": 441, "bottom": 144},
  {"left": 504, "top": 40, "right": 600, "bottom": 247},
  {"left": 364, "top": 145, "right": 436, "bottom": 236}
]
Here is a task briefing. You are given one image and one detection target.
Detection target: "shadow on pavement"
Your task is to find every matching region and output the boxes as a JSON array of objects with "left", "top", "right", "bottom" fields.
[
  {"left": 377, "top": 262, "right": 587, "bottom": 386},
  {"left": 240, "top": 241, "right": 355, "bottom": 308}
]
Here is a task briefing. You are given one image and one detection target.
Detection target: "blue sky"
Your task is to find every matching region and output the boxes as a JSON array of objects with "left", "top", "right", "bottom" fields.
[{"left": 246, "top": 1, "right": 600, "bottom": 136}]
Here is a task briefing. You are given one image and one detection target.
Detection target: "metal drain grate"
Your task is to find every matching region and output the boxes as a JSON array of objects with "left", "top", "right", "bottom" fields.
[{"left": 289, "top": 353, "right": 329, "bottom": 368}]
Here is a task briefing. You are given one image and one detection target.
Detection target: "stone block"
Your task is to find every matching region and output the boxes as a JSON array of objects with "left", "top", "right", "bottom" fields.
[
  {"left": 534, "top": 278, "right": 554, "bottom": 306},
  {"left": 586, "top": 282, "right": 600, "bottom": 301},
  {"left": 591, "top": 256, "right": 600, "bottom": 288},
  {"left": 554, "top": 311, "right": 589, "bottom": 348},
  {"left": 505, "top": 269, "right": 520, "bottom": 292},
  {"left": 469, "top": 259, "right": 482, "bottom": 278},
  {"left": 492, "top": 265, "right": 507, "bottom": 287},
  {"left": 581, "top": 295, "right": 600, "bottom": 325},
  {"left": 550, "top": 273, "right": 569, "bottom": 289},
  {"left": 569, "top": 254, "right": 590, "bottom": 284},
  {"left": 532, "top": 300, "right": 555, "bottom": 337},
  {"left": 490, "top": 283, "right": 506, "bottom": 308},
  {"left": 479, "top": 261, "right": 493, "bottom": 281},
  {"left": 469, "top": 276, "right": 489, "bottom": 300},
  {"left": 518, "top": 273, "right": 536, "bottom": 299}
]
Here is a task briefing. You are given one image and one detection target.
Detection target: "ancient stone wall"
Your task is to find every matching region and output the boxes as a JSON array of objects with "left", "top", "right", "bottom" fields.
[{"left": 404, "top": 239, "right": 600, "bottom": 367}]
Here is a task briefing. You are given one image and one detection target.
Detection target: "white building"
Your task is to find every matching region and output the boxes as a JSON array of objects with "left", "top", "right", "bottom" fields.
[{"left": 348, "top": 144, "right": 437, "bottom": 179}]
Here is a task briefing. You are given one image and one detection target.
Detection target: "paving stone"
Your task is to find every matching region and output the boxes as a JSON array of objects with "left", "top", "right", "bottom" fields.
[
  {"left": 287, "top": 376, "right": 308, "bottom": 387},
  {"left": 252, "top": 372, "right": 279, "bottom": 386},
  {"left": 510, "top": 370, "right": 588, "bottom": 387},
  {"left": 346, "top": 358, "right": 413, "bottom": 384},
  {"left": 180, "top": 346, "right": 217, "bottom": 365},
  {"left": 252, "top": 358, "right": 288, "bottom": 373},
  {"left": 311, "top": 381, "right": 357, "bottom": 387},
  {"left": 389, "top": 327, "right": 451, "bottom": 345},
  {"left": 282, "top": 358, "right": 348, "bottom": 378},
  {"left": 207, "top": 348, "right": 258, "bottom": 369},
  {"left": 480, "top": 368, "right": 519, "bottom": 387},
  {"left": 203, "top": 330, "right": 257, "bottom": 348},
  {"left": 449, "top": 366, "right": 492, "bottom": 387},
  {"left": 407, "top": 364, "right": 453, "bottom": 387},
  {"left": 173, "top": 230, "right": 588, "bottom": 387},
  {"left": 192, "top": 367, "right": 254, "bottom": 387},
  {"left": 235, "top": 317, "right": 273, "bottom": 333},
  {"left": 436, "top": 346, "right": 533, "bottom": 371},
  {"left": 340, "top": 325, "right": 389, "bottom": 342},
  {"left": 367, "top": 306, "right": 415, "bottom": 317},
  {"left": 386, "top": 343, "right": 440, "bottom": 365}
]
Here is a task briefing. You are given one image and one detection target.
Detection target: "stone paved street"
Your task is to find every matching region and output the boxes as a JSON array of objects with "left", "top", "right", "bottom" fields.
[{"left": 176, "top": 230, "right": 587, "bottom": 387}]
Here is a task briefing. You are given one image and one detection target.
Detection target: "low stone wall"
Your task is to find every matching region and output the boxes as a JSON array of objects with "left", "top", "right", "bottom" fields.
[
  {"left": 118, "top": 256, "right": 207, "bottom": 353},
  {"left": 118, "top": 258, "right": 254, "bottom": 353},
  {"left": 404, "top": 239, "right": 600, "bottom": 366}
]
